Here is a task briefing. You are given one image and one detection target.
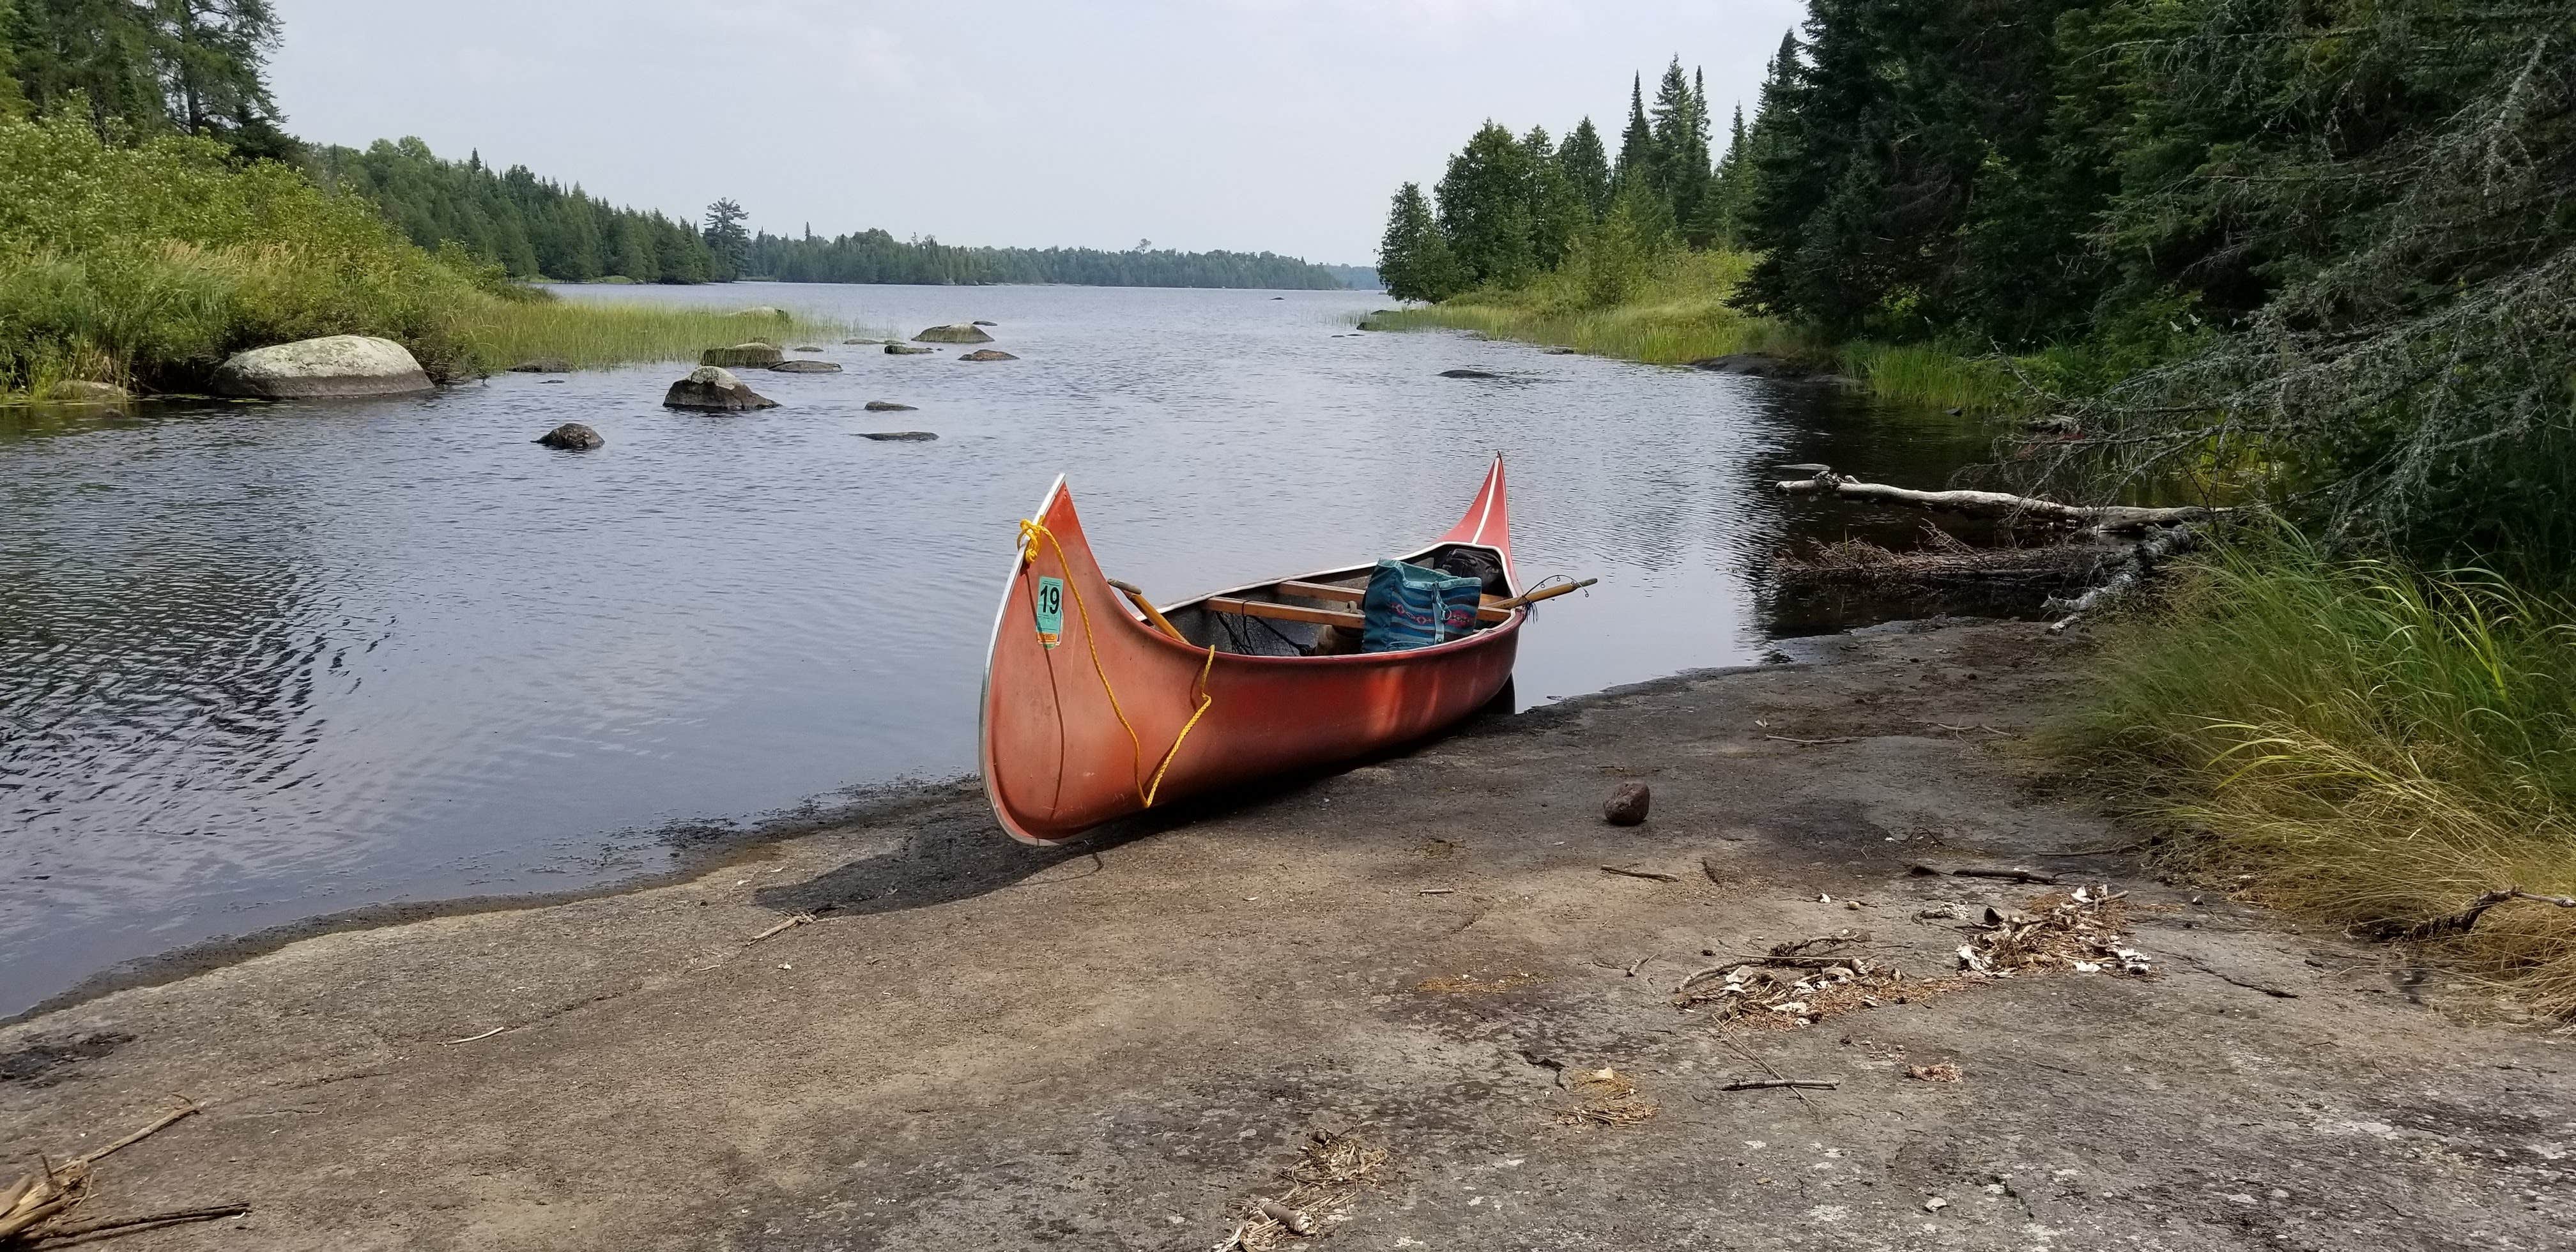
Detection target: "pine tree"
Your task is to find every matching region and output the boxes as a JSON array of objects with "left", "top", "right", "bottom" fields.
[
  {"left": 1614, "top": 74, "right": 1653, "bottom": 191},
  {"left": 1557, "top": 116, "right": 1611, "bottom": 220},
  {"left": 1649, "top": 57, "right": 1712, "bottom": 243},
  {"left": 1699, "top": 102, "right": 1752, "bottom": 247},
  {"left": 1379, "top": 181, "right": 1458, "bottom": 302},
  {"left": 1522, "top": 125, "right": 1585, "bottom": 271},
  {"left": 1435, "top": 121, "right": 1536, "bottom": 289},
  {"left": 702, "top": 198, "right": 749, "bottom": 280}
]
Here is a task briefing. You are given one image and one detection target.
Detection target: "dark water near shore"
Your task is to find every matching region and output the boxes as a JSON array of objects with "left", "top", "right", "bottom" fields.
[{"left": 0, "top": 283, "right": 2004, "bottom": 1014}]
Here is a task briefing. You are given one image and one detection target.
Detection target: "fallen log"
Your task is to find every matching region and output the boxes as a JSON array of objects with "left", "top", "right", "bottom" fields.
[
  {"left": 1777, "top": 472, "right": 2220, "bottom": 533},
  {"left": 2046, "top": 522, "right": 2204, "bottom": 632},
  {"left": 2348, "top": 887, "right": 2576, "bottom": 942}
]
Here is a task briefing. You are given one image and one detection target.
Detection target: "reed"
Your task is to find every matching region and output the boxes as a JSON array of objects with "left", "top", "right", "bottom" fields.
[
  {"left": 450, "top": 297, "right": 861, "bottom": 372},
  {"left": 2051, "top": 537, "right": 2576, "bottom": 1014}
]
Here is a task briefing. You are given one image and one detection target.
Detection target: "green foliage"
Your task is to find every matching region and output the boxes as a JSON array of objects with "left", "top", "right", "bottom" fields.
[
  {"left": 1377, "top": 181, "right": 1459, "bottom": 303},
  {"left": 1435, "top": 121, "right": 1537, "bottom": 289},
  {"left": 3, "top": 0, "right": 290, "bottom": 156},
  {"left": 304, "top": 138, "right": 716, "bottom": 284},
  {"left": 0, "top": 111, "right": 491, "bottom": 390},
  {"left": 702, "top": 197, "right": 748, "bottom": 281},
  {"left": 2055, "top": 538, "right": 2576, "bottom": 1013},
  {"left": 1556, "top": 117, "right": 1611, "bottom": 220}
]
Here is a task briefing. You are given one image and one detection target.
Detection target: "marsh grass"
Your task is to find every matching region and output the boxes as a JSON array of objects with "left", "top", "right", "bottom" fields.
[
  {"left": 1371, "top": 249, "right": 2026, "bottom": 413},
  {"left": 452, "top": 299, "right": 859, "bottom": 372},
  {"left": 2053, "top": 537, "right": 2576, "bottom": 1014}
]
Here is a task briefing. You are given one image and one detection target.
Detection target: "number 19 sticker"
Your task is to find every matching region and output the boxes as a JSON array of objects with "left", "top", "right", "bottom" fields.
[{"left": 1033, "top": 576, "right": 1064, "bottom": 648}]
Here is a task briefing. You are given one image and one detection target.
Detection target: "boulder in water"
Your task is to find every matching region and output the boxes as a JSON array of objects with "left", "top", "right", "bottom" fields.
[
  {"left": 864, "top": 401, "right": 917, "bottom": 411},
  {"left": 702, "top": 342, "right": 783, "bottom": 368},
  {"left": 1439, "top": 368, "right": 1504, "bottom": 379},
  {"left": 768, "top": 359, "right": 843, "bottom": 373},
  {"left": 857, "top": 431, "right": 938, "bottom": 441},
  {"left": 211, "top": 335, "right": 433, "bottom": 399},
  {"left": 913, "top": 324, "right": 993, "bottom": 344},
  {"left": 970, "top": 320, "right": 997, "bottom": 326},
  {"left": 793, "top": 346, "right": 824, "bottom": 353},
  {"left": 885, "top": 344, "right": 935, "bottom": 355},
  {"left": 663, "top": 365, "right": 778, "bottom": 411},
  {"left": 958, "top": 349, "right": 1018, "bottom": 362},
  {"left": 535, "top": 422, "right": 604, "bottom": 450},
  {"left": 38, "top": 379, "right": 130, "bottom": 406},
  {"left": 507, "top": 358, "right": 572, "bottom": 373}
]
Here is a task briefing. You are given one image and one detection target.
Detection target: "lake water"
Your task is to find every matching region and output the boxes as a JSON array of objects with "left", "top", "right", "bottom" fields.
[{"left": 0, "top": 282, "right": 1999, "bottom": 1014}]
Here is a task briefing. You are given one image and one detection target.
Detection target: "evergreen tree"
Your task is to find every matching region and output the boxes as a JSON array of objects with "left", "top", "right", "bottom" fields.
[
  {"left": 1613, "top": 73, "right": 1653, "bottom": 190},
  {"left": 1435, "top": 120, "right": 1537, "bottom": 290},
  {"left": 702, "top": 197, "right": 749, "bottom": 280},
  {"left": 3, "top": 0, "right": 288, "bottom": 155},
  {"left": 1698, "top": 102, "right": 1752, "bottom": 246},
  {"left": 1648, "top": 57, "right": 1713, "bottom": 245},
  {"left": 1557, "top": 116, "right": 1611, "bottom": 220},
  {"left": 1377, "top": 181, "right": 1458, "bottom": 302},
  {"left": 1521, "top": 125, "right": 1586, "bottom": 271}
]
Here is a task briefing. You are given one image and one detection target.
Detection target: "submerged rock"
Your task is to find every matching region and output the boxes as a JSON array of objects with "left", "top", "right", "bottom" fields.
[
  {"left": 958, "top": 349, "right": 1018, "bottom": 362},
  {"left": 1689, "top": 353, "right": 1811, "bottom": 379},
  {"left": 701, "top": 343, "right": 783, "bottom": 368},
  {"left": 970, "top": 320, "right": 997, "bottom": 326},
  {"left": 843, "top": 338, "right": 878, "bottom": 346},
  {"left": 535, "top": 422, "right": 604, "bottom": 450},
  {"left": 857, "top": 431, "right": 937, "bottom": 441},
  {"left": 663, "top": 365, "right": 778, "bottom": 411},
  {"left": 768, "top": 360, "right": 843, "bottom": 373},
  {"left": 864, "top": 401, "right": 917, "bottom": 411},
  {"left": 211, "top": 335, "right": 434, "bottom": 400},
  {"left": 1603, "top": 782, "right": 1651, "bottom": 826},
  {"left": 1439, "top": 368, "right": 1504, "bottom": 379},
  {"left": 884, "top": 344, "right": 935, "bottom": 355},
  {"left": 38, "top": 379, "right": 130, "bottom": 406},
  {"left": 913, "top": 324, "right": 994, "bottom": 344},
  {"left": 793, "top": 346, "right": 824, "bottom": 353},
  {"left": 507, "top": 358, "right": 572, "bottom": 373}
]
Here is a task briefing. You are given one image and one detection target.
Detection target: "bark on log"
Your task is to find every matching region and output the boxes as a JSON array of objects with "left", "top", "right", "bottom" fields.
[
  {"left": 1776, "top": 473, "right": 2219, "bottom": 533},
  {"left": 2045, "top": 523, "right": 2204, "bottom": 632}
]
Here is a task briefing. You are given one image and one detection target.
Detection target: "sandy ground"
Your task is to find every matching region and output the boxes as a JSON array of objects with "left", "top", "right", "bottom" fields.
[{"left": 3, "top": 620, "right": 2570, "bottom": 1251}]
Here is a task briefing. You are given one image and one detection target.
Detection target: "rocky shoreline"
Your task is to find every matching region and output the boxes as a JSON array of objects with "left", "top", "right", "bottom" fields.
[{"left": 2, "top": 620, "right": 2566, "bottom": 1250}]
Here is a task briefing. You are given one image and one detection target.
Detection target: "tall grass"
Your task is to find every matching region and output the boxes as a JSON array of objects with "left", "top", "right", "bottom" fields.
[
  {"left": 0, "top": 113, "right": 852, "bottom": 399},
  {"left": 2053, "top": 537, "right": 2576, "bottom": 1014},
  {"left": 1372, "top": 248, "right": 2025, "bottom": 412},
  {"left": 453, "top": 300, "right": 856, "bottom": 372}
]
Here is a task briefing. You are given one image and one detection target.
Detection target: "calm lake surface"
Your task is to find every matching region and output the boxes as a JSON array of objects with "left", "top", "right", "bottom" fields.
[{"left": 0, "top": 283, "right": 1997, "bottom": 1013}]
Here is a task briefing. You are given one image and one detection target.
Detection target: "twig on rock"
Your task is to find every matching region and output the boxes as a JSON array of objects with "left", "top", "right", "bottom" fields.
[
  {"left": 1600, "top": 866, "right": 1681, "bottom": 883},
  {"left": 2348, "top": 887, "right": 2576, "bottom": 942},
  {"left": 1718, "top": 1078, "right": 1840, "bottom": 1092}
]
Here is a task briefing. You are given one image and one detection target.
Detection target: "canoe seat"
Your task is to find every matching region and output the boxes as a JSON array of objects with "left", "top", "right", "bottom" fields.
[{"left": 1276, "top": 579, "right": 1511, "bottom": 623}]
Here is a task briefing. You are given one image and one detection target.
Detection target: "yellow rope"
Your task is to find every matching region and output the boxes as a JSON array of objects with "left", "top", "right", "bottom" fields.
[{"left": 1019, "top": 518, "right": 1215, "bottom": 808}]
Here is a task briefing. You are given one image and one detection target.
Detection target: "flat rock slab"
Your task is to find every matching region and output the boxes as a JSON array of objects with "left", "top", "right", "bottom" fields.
[
  {"left": 863, "top": 401, "right": 917, "bottom": 411},
  {"left": 767, "top": 360, "right": 841, "bottom": 373},
  {"left": 958, "top": 349, "right": 1018, "bottom": 362},
  {"left": 210, "top": 335, "right": 433, "bottom": 399},
  {"left": 856, "top": 431, "right": 937, "bottom": 441},
  {"left": 884, "top": 344, "right": 935, "bottom": 355},
  {"left": 5, "top": 623, "right": 2565, "bottom": 1251}
]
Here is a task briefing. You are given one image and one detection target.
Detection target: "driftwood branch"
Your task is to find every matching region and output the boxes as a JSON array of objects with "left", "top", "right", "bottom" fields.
[
  {"left": 70, "top": 1103, "right": 197, "bottom": 1169},
  {"left": 1777, "top": 473, "right": 2220, "bottom": 533},
  {"left": 1908, "top": 862, "right": 2060, "bottom": 885},
  {"left": 1718, "top": 1078, "right": 1840, "bottom": 1092},
  {"left": 2349, "top": 887, "right": 2576, "bottom": 942},
  {"left": 31, "top": 1201, "right": 250, "bottom": 1242},
  {"left": 1600, "top": 866, "right": 1681, "bottom": 883},
  {"left": 2047, "top": 522, "right": 2205, "bottom": 632}
]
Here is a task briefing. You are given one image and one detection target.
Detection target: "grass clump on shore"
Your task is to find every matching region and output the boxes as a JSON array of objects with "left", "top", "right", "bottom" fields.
[
  {"left": 0, "top": 114, "right": 845, "bottom": 398},
  {"left": 1372, "top": 249, "right": 2023, "bottom": 413},
  {"left": 2055, "top": 540, "right": 2576, "bottom": 1015}
]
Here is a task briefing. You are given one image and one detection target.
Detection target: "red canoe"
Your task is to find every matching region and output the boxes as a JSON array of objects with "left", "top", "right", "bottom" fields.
[{"left": 981, "top": 455, "right": 1574, "bottom": 845}]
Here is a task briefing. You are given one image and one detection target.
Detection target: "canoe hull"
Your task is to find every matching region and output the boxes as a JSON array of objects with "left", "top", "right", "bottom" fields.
[{"left": 980, "top": 462, "right": 1525, "bottom": 845}]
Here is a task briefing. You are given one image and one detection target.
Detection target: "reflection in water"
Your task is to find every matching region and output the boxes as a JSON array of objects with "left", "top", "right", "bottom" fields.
[{"left": 0, "top": 283, "right": 2000, "bottom": 1012}]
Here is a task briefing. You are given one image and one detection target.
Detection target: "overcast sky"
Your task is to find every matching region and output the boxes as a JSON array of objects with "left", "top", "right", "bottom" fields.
[{"left": 270, "top": 1, "right": 1807, "bottom": 264}]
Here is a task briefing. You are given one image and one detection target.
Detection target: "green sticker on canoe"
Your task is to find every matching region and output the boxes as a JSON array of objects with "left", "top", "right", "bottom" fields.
[{"left": 1034, "top": 576, "right": 1064, "bottom": 649}]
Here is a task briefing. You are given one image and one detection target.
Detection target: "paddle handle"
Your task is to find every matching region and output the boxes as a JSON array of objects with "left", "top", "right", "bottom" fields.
[
  {"left": 1106, "top": 579, "right": 1188, "bottom": 641},
  {"left": 1491, "top": 577, "right": 1597, "bottom": 612}
]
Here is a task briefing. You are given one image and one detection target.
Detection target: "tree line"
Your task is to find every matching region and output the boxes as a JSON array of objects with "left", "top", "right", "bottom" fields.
[
  {"left": 1381, "top": 2, "right": 2576, "bottom": 581},
  {"left": 3, "top": 3, "right": 1358, "bottom": 291}
]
